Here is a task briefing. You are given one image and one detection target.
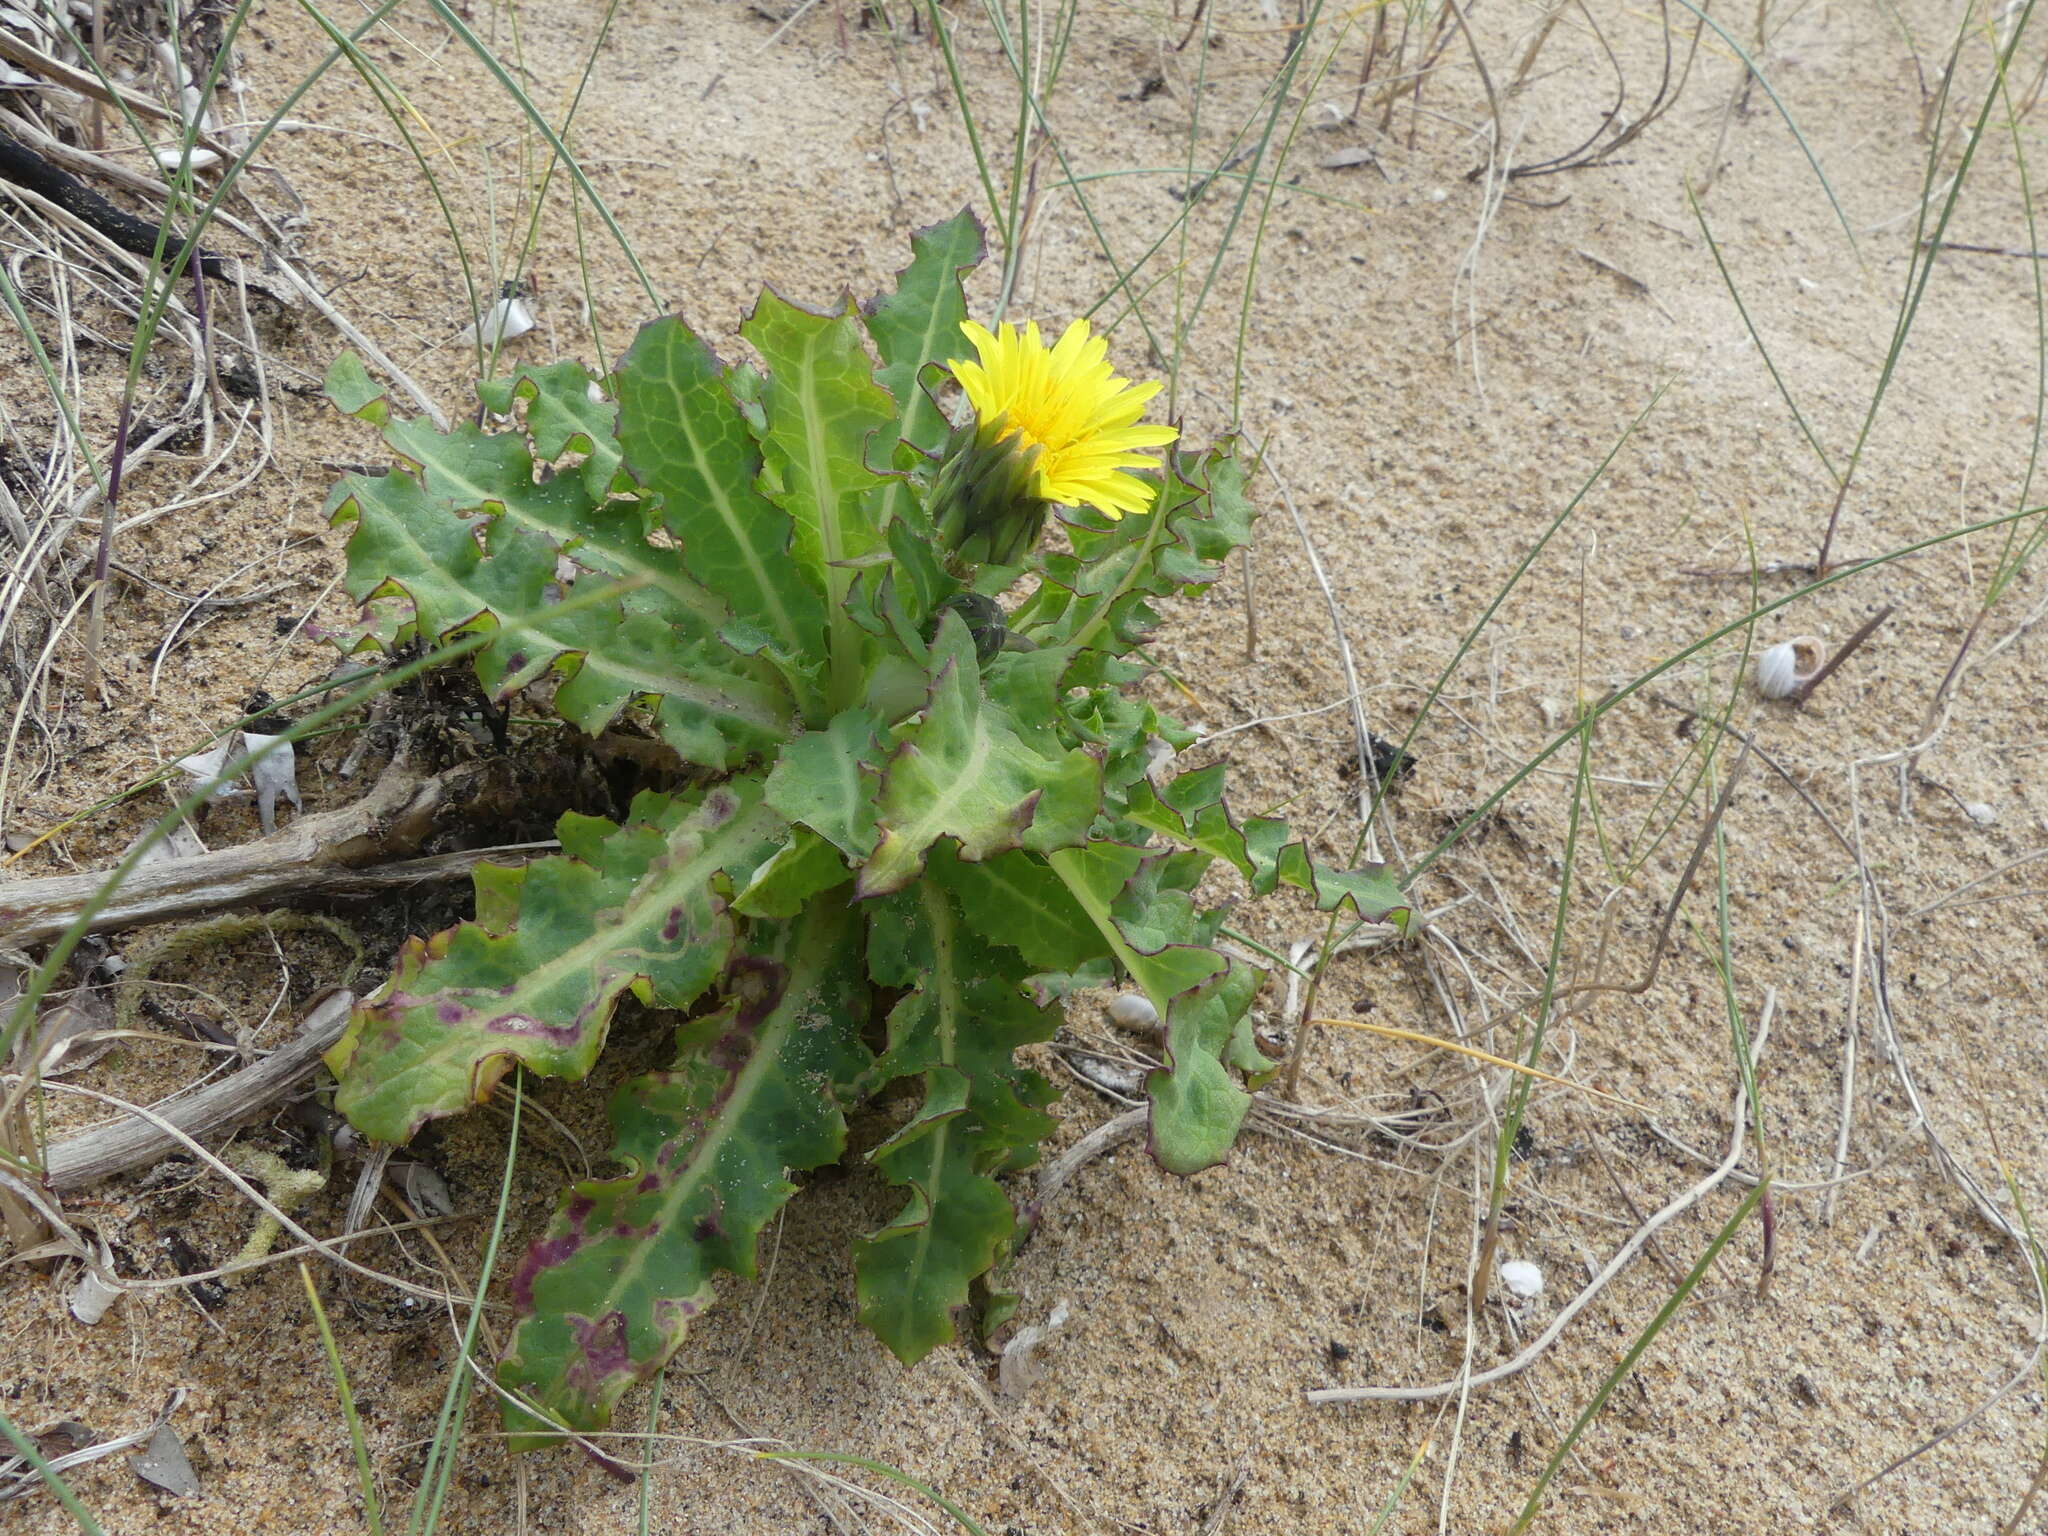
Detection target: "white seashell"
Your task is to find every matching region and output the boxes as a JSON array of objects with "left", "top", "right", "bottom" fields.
[
  {"left": 1963, "top": 801, "right": 1997, "bottom": 826},
  {"left": 458, "top": 294, "right": 536, "bottom": 348},
  {"left": 1107, "top": 992, "right": 1160, "bottom": 1031},
  {"left": 1754, "top": 636, "right": 1823, "bottom": 699},
  {"left": 153, "top": 146, "right": 221, "bottom": 172},
  {"left": 1500, "top": 1259, "right": 1545, "bottom": 1299}
]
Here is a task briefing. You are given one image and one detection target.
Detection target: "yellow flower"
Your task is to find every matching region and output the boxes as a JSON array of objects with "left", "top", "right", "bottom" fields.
[{"left": 948, "top": 318, "right": 1178, "bottom": 521}]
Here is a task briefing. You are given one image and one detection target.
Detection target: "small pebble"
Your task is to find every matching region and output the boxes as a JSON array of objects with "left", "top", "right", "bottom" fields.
[
  {"left": 1500, "top": 1259, "right": 1545, "bottom": 1300},
  {"left": 1963, "top": 801, "right": 1997, "bottom": 826}
]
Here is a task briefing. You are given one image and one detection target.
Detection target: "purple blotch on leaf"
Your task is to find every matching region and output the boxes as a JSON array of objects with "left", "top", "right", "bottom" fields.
[
  {"left": 485, "top": 1012, "right": 584, "bottom": 1045},
  {"left": 508, "top": 1193, "right": 596, "bottom": 1311},
  {"left": 566, "top": 1310, "right": 635, "bottom": 1394}
]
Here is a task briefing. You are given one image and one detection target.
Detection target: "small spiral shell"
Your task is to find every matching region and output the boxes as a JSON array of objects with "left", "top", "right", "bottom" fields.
[{"left": 1755, "top": 636, "right": 1823, "bottom": 699}]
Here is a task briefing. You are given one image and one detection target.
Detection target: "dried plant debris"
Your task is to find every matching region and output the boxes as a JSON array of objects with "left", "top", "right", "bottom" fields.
[
  {"left": 0, "top": 1390, "right": 189, "bottom": 1505},
  {"left": 128, "top": 1422, "right": 200, "bottom": 1498},
  {"left": 168, "top": 698, "right": 307, "bottom": 835},
  {"left": 998, "top": 1300, "right": 1072, "bottom": 1397},
  {"left": 10, "top": 987, "right": 115, "bottom": 1076}
]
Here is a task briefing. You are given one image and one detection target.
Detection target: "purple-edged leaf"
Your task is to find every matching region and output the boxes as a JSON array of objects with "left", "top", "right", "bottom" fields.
[
  {"left": 326, "top": 784, "right": 784, "bottom": 1144},
  {"left": 497, "top": 902, "right": 871, "bottom": 1446},
  {"left": 860, "top": 616, "right": 1101, "bottom": 896},
  {"left": 856, "top": 879, "right": 1058, "bottom": 1363},
  {"left": 325, "top": 409, "right": 795, "bottom": 770}
]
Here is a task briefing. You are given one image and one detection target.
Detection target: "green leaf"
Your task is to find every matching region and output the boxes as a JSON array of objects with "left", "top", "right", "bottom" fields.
[
  {"left": 863, "top": 208, "right": 984, "bottom": 530},
  {"left": 324, "top": 350, "right": 386, "bottom": 423},
  {"left": 497, "top": 902, "right": 872, "bottom": 1446},
  {"left": 930, "top": 843, "right": 1103, "bottom": 973},
  {"left": 487, "top": 358, "right": 624, "bottom": 498},
  {"left": 731, "top": 828, "right": 849, "bottom": 918},
  {"left": 1148, "top": 959, "right": 1264, "bottom": 1173},
  {"left": 740, "top": 291, "right": 899, "bottom": 710},
  {"left": 844, "top": 517, "right": 959, "bottom": 657},
  {"left": 856, "top": 879, "right": 1057, "bottom": 1363},
  {"left": 326, "top": 785, "right": 784, "bottom": 1144},
  {"left": 764, "top": 705, "right": 887, "bottom": 858},
  {"left": 1014, "top": 445, "right": 1257, "bottom": 660},
  {"left": 327, "top": 465, "right": 794, "bottom": 768},
  {"left": 379, "top": 412, "right": 727, "bottom": 635},
  {"left": 1125, "top": 769, "right": 1412, "bottom": 931},
  {"left": 1046, "top": 843, "right": 1266, "bottom": 1174},
  {"left": 859, "top": 615, "right": 1102, "bottom": 896},
  {"left": 613, "top": 315, "right": 828, "bottom": 709}
]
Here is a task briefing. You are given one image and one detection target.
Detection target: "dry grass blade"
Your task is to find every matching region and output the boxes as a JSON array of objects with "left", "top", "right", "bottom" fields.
[{"left": 1308, "top": 993, "right": 1774, "bottom": 1405}]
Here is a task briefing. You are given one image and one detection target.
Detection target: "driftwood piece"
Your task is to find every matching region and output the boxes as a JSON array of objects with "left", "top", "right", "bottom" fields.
[
  {"left": 42, "top": 990, "right": 354, "bottom": 1192},
  {"left": 0, "top": 754, "right": 596, "bottom": 947}
]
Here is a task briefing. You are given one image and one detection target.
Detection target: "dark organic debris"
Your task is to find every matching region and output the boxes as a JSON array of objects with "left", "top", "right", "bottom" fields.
[
  {"left": 0, "top": 129, "right": 232, "bottom": 280},
  {"left": 1336, "top": 730, "right": 1417, "bottom": 791}
]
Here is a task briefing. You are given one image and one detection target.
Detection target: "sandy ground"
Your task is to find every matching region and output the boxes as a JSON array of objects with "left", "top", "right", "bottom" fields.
[{"left": 5, "top": 0, "right": 2048, "bottom": 1530}]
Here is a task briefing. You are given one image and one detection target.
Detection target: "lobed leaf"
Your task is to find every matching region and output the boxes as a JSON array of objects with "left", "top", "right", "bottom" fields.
[
  {"left": 613, "top": 314, "right": 829, "bottom": 710},
  {"left": 478, "top": 358, "right": 623, "bottom": 498},
  {"left": 862, "top": 208, "right": 984, "bottom": 531},
  {"left": 860, "top": 616, "right": 1102, "bottom": 896},
  {"left": 325, "top": 377, "right": 795, "bottom": 769},
  {"left": 497, "top": 901, "right": 871, "bottom": 1445},
  {"left": 857, "top": 879, "right": 1058, "bottom": 1362},
  {"left": 741, "top": 294, "right": 896, "bottom": 575},
  {"left": 326, "top": 785, "right": 785, "bottom": 1144},
  {"left": 1125, "top": 766, "right": 1412, "bottom": 931},
  {"left": 1014, "top": 445, "right": 1257, "bottom": 662},
  {"left": 1047, "top": 843, "right": 1269, "bottom": 1174},
  {"left": 764, "top": 705, "right": 886, "bottom": 858},
  {"left": 931, "top": 843, "right": 1103, "bottom": 973}
]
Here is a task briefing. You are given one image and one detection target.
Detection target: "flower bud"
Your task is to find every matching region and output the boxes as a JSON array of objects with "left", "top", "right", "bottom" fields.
[{"left": 928, "top": 414, "right": 1049, "bottom": 568}]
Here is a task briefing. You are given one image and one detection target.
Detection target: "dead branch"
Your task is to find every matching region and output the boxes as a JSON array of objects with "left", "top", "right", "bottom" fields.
[
  {"left": 0, "top": 754, "right": 595, "bottom": 946},
  {"left": 38, "top": 988, "right": 352, "bottom": 1192}
]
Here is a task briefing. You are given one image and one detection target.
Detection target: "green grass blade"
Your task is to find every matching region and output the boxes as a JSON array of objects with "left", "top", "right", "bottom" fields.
[
  {"left": 426, "top": 0, "right": 660, "bottom": 310},
  {"left": 300, "top": 1263, "right": 385, "bottom": 1536},
  {"left": 1508, "top": 1180, "right": 1770, "bottom": 1533},
  {"left": 0, "top": 1405, "right": 106, "bottom": 1533}
]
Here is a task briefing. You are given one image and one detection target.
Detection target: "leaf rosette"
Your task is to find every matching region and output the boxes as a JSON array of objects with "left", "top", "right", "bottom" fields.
[{"left": 319, "top": 210, "right": 1410, "bottom": 1445}]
